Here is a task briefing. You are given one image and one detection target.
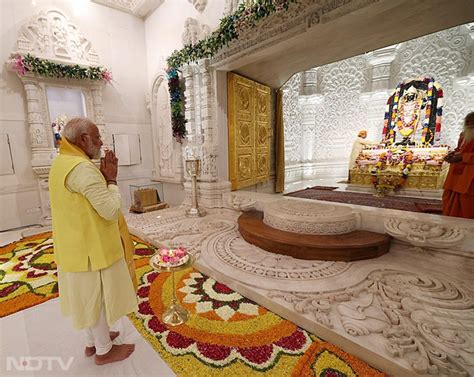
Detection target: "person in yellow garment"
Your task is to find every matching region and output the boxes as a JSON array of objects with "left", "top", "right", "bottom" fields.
[{"left": 49, "top": 117, "right": 138, "bottom": 365}]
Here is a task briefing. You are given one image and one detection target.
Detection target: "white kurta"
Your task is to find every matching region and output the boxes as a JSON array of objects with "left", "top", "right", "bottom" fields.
[
  {"left": 58, "top": 162, "right": 138, "bottom": 330},
  {"left": 349, "top": 137, "right": 378, "bottom": 171}
]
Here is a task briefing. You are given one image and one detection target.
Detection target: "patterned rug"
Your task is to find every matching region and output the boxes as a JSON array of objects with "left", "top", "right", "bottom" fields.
[
  {"left": 0, "top": 232, "right": 58, "bottom": 317},
  {"left": 0, "top": 232, "right": 386, "bottom": 376},
  {"left": 0, "top": 232, "right": 152, "bottom": 317},
  {"left": 286, "top": 187, "right": 442, "bottom": 213},
  {"left": 130, "top": 260, "right": 387, "bottom": 376}
]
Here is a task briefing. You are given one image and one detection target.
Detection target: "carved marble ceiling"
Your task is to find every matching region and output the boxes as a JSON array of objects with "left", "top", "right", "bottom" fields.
[{"left": 91, "top": 0, "right": 165, "bottom": 18}]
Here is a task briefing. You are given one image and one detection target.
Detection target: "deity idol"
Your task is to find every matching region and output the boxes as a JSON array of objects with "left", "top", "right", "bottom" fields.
[
  {"left": 382, "top": 78, "right": 443, "bottom": 147},
  {"left": 395, "top": 85, "right": 426, "bottom": 145}
]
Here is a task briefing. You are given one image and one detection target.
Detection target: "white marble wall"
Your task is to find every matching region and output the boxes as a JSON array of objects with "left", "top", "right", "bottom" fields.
[
  {"left": 283, "top": 24, "right": 474, "bottom": 184},
  {"left": 0, "top": 0, "right": 152, "bottom": 230}
]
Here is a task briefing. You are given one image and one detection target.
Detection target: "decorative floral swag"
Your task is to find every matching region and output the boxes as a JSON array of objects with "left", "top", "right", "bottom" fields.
[
  {"left": 166, "top": 0, "right": 298, "bottom": 143},
  {"left": 10, "top": 53, "right": 113, "bottom": 83}
]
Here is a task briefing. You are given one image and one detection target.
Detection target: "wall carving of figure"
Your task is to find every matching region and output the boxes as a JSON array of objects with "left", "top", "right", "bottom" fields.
[
  {"left": 187, "top": 0, "right": 207, "bottom": 13},
  {"left": 182, "top": 18, "right": 211, "bottom": 46},
  {"left": 199, "top": 24, "right": 211, "bottom": 41},
  {"left": 150, "top": 74, "right": 183, "bottom": 182},
  {"left": 16, "top": 9, "right": 99, "bottom": 65},
  {"left": 182, "top": 18, "right": 200, "bottom": 46}
]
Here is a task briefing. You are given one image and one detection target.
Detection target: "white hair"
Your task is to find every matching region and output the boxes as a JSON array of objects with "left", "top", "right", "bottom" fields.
[{"left": 62, "top": 117, "right": 95, "bottom": 144}]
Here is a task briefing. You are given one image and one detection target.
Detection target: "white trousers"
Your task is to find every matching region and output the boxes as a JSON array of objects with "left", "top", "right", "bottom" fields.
[{"left": 83, "top": 304, "right": 113, "bottom": 355}]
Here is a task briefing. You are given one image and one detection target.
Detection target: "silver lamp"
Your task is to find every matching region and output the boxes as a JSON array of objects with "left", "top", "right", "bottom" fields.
[{"left": 185, "top": 159, "right": 206, "bottom": 217}]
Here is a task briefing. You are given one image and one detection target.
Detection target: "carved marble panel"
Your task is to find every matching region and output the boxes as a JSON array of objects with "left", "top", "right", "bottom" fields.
[
  {"left": 270, "top": 269, "right": 474, "bottom": 376},
  {"left": 211, "top": 0, "right": 380, "bottom": 67},
  {"left": 16, "top": 9, "right": 99, "bottom": 65},
  {"left": 187, "top": 0, "right": 207, "bottom": 13},
  {"left": 150, "top": 74, "right": 183, "bottom": 182}
]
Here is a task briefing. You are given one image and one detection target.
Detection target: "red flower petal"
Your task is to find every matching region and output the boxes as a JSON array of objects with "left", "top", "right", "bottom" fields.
[
  {"left": 138, "top": 301, "right": 153, "bottom": 315},
  {"left": 196, "top": 343, "right": 231, "bottom": 361},
  {"left": 167, "top": 332, "right": 194, "bottom": 349},
  {"left": 137, "top": 286, "right": 150, "bottom": 298},
  {"left": 12, "top": 263, "right": 28, "bottom": 272},
  {"left": 213, "top": 282, "right": 233, "bottom": 294},
  {"left": 26, "top": 271, "right": 47, "bottom": 279},
  {"left": 147, "top": 272, "right": 159, "bottom": 283},
  {"left": 148, "top": 316, "right": 167, "bottom": 333},
  {"left": 0, "top": 283, "right": 22, "bottom": 298},
  {"left": 238, "top": 344, "right": 273, "bottom": 364},
  {"left": 274, "top": 329, "right": 307, "bottom": 351}
]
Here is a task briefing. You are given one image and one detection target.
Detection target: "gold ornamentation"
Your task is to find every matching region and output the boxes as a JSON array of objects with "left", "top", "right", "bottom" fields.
[
  {"left": 238, "top": 122, "right": 251, "bottom": 146},
  {"left": 228, "top": 72, "right": 271, "bottom": 190}
]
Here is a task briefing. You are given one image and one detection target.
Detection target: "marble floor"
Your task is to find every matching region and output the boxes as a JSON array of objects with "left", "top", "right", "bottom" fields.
[
  {"left": 126, "top": 196, "right": 474, "bottom": 377},
  {"left": 0, "top": 298, "right": 175, "bottom": 377}
]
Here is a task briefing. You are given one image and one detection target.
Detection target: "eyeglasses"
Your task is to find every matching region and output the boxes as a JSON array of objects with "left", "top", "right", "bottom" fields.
[{"left": 83, "top": 133, "right": 102, "bottom": 141}]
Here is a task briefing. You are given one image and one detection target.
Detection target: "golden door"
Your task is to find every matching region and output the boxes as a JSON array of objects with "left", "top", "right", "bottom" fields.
[{"left": 227, "top": 72, "right": 271, "bottom": 190}]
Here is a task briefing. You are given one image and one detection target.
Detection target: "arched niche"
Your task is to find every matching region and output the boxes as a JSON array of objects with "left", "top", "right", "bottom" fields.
[
  {"left": 5, "top": 8, "right": 108, "bottom": 224},
  {"left": 149, "top": 73, "right": 184, "bottom": 183}
]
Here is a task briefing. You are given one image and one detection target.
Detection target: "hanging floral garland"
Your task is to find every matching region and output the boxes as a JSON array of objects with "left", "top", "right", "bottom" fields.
[
  {"left": 166, "top": 0, "right": 298, "bottom": 70},
  {"left": 9, "top": 53, "right": 113, "bottom": 83},
  {"left": 166, "top": 67, "right": 187, "bottom": 143},
  {"left": 165, "top": 0, "right": 298, "bottom": 143},
  {"left": 382, "top": 77, "right": 443, "bottom": 146}
]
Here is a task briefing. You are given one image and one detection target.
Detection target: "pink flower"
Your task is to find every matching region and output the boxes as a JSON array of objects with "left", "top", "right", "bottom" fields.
[
  {"left": 101, "top": 69, "right": 113, "bottom": 83},
  {"left": 10, "top": 55, "right": 27, "bottom": 76},
  {"left": 158, "top": 247, "right": 188, "bottom": 264}
]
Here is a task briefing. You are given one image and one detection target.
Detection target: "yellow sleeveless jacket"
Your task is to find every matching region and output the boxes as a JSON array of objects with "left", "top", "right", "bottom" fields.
[{"left": 49, "top": 154, "right": 123, "bottom": 272}]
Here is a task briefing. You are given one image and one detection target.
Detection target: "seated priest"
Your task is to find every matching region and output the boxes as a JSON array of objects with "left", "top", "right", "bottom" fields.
[
  {"left": 348, "top": 129, "right": 379, "bottom": 181},
  {"left": 49, "top": 117, "right": 138, "bottom": 365},
  {"left": 442, "top": 112, "right": 474, "bottom": 219}
]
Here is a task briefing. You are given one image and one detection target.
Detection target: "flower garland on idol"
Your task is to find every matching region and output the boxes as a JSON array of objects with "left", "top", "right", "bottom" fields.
[
  {"left": 382, "top": 77, "right": 443, "bottom": 146},
  {"left": 9, "top": 53, "right": 113, "bottom": 83}
]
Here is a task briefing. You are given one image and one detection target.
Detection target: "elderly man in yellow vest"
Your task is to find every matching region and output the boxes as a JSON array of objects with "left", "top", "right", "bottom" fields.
[{"left": 49, "top": 117, "right": 137, "bottom": 365}]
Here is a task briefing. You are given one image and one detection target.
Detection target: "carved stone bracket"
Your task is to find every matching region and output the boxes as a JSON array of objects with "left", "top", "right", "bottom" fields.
[{"left": 384, "top": 217, "right": 465, "bottom": 250}]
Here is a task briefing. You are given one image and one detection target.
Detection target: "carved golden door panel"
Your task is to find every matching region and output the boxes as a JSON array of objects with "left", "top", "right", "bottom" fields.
[{"left": 228, "top": 72, "right": 271, "bottom": 190}]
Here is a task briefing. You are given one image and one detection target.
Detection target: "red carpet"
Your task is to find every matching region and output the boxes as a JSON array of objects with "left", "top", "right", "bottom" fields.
[{"left": 286, "top": 186, "right": 442, "bottom": 213}]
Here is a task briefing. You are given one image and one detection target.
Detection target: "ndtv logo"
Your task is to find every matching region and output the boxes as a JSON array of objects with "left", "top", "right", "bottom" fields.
[{"left": 6, "top": 356, "right": 74, "bottom": 371}]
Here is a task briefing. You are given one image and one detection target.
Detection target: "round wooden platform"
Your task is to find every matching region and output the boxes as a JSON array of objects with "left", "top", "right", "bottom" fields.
[{"left": 238, "top": 211, "right": 391, "bottom": 261}]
